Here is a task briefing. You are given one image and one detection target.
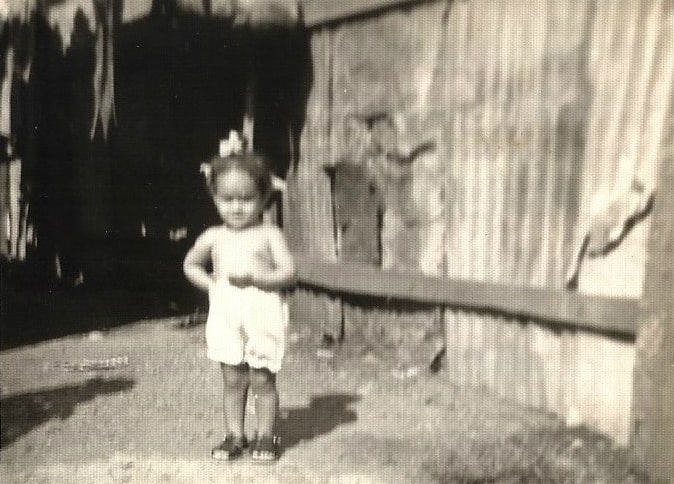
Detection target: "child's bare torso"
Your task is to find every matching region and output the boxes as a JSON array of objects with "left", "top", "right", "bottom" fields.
[{"left": 210, "top": 224, "right": 274, "bottom": 282}]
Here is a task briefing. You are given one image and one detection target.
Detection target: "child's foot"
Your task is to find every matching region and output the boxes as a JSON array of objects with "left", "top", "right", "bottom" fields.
[
  {"left": 211, "top": 434, "right": 248, "bottom": 461},
  {"left": 251, "top": 435, "right": 280, "bottom": 464}
]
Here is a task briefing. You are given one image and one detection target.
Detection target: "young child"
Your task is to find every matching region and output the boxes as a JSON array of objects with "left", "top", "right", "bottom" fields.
[{"left": 183, "top": 131, "right": 295, "bottom": 463}]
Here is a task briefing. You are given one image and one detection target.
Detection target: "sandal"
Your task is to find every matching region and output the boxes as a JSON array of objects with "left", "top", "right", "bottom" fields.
[
  {"left": 251, "top": 435, "right": 280, "bottom": 464},
  {"left": 211, "top": 434, "right": 248, "bottom": 461}
]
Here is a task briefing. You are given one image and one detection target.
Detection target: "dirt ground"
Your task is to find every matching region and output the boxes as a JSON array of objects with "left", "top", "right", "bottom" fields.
[{"left": 1, "top": 314, "right": 649, "bottom": 483}]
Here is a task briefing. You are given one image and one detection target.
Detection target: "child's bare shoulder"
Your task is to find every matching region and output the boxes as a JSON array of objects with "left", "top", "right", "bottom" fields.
[
  {"left": 194, "top": 225, "right": 227, "bottom": 246},
  {"left": 259, "top": 223, "right": 285, "bottom": 240}
]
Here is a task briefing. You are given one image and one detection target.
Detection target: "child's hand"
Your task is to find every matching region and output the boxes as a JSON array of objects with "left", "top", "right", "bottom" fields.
[{"left": 228, "top": 270, "right": 253, "bottom": 288}]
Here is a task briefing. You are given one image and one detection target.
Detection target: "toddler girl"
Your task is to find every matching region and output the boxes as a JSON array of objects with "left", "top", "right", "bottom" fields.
[{"left": 183, "top": 131, "right": 295, "bottom": 463}]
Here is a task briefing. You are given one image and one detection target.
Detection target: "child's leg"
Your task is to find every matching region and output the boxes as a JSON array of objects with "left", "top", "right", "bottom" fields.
[
  {"left": 249, "top": 367, "right": 278, "bottom": 438},
  {"left": 220, "top": 362, "right": 249, "bottom": 437}
]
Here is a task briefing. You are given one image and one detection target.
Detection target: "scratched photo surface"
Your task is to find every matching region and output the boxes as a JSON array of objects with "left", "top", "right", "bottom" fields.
[{"left": 1, "top": 1, "right": 671, "bottom": 482}]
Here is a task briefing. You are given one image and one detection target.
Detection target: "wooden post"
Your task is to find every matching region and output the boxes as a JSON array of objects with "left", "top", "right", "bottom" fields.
[
  {"left": 631, "top": 93, "right": 673, "bottom": 481},
  {"left": 285, "top": 27, "right": 342, "bottom": 337},
  {"left": 1, "top": 44, "right": 13, "bottom": 259},
  {"left": 243, "top": 47, "right": 255, "bottom": 151}
]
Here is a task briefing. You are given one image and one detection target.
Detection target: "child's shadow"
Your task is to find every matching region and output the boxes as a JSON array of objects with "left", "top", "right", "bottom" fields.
[{"left": 280, "top": 393, "right": 360, "bottom": 449}]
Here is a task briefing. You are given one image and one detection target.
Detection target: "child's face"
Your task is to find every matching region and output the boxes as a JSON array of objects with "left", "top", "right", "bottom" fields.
[{"left": 213, "top": 168, "right": 264, "bottom": 230}]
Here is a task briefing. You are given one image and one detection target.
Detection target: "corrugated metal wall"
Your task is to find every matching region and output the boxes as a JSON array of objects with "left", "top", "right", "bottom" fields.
[
  {"left": 440, "top": 0, "right": 588, "bottom": 288},
  {"left": 438, "top": 0, "right": 670, "bottom": 444},
  {"left": 287, "top": 0, "right": 672, "bottom": 444},
  {"left": 439, "top": 0, "right": 671, "bottom": 444}
]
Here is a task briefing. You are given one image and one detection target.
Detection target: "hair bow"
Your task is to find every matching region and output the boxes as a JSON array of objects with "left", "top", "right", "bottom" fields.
[
  {"left": 219, "top": 130, "right": 245, "bottom": 157},
  {"left": 200, "top": 130, "right": 247, "bottom": 181},
  {"left": 199, "top": 162, "right": 212, "bottom": 181}
]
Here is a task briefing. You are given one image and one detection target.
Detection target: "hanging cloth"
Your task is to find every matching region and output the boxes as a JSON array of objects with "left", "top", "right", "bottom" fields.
[{"left": 90, "top": 0, "right": 115, "bottom": 139}]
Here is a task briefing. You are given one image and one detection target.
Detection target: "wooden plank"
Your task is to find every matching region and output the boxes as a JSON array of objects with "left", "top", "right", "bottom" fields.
[
  {"left": 0, "top": 161, "right": 8, "bottom": 258},
  {"left": 329, "top": 20, "right": 381, "bottom": 343},
  {"left": 328, "top": 22, "right": 366, "bottom": 344},
  {"left": 1, "top": 42, "right": 12, "bottom": 259},
  {"left": 302, "top": 0, "right": 429, "bottom": 27},
  {"left": 243, "top": 54, "right": 255, "bottom": 152},
  {"left": 7, "top": 159, "right": 21, "bottom": 259},
  {"left": 295, "top": 256, "right": 641, "bottom": 335},
  {"left": 285, "top": 27, "right": 342, "bottom": 337}
]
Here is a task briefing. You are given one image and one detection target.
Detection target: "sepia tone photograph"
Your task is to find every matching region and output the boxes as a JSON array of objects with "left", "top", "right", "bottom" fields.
[{"left": 1, "top": 0, "right": 672, "bottom": 482}]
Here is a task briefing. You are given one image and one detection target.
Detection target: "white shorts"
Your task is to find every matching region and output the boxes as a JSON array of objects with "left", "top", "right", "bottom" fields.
[{"left": 206, "top": 281, "right": 288, "bottom": 373}]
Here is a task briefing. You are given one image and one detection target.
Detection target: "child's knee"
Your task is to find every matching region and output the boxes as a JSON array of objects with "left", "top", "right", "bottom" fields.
[
  {"left": 221, "top": 363, "right": 249, "bottom": 387},
  {"left": 249, "top": 367, "right": 275, "bottom": 391}
]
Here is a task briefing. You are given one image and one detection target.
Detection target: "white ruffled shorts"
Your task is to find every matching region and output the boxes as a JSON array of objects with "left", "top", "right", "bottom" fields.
[{"left": 205, "top": 281, "right": 288, "bottom": 373}]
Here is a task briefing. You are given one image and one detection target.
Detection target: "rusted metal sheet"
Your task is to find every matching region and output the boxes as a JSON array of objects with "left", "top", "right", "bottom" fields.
[
  {"left": 296, "top": 0, "right": 669, "bottom": 445},
  {"left": 323, "top": 3, "right": 446, "bottom": 359},
  {"left": 293, "top": 0, "right": 671, "bottom": 446},
  {"left": 569, "top": 0, "right": 673, "bottom": 446},
  {"left": 440, "top": 0, "right": 589, "bottom": 289},
  {"left": 575, "top": 0, "right": 672, "bottom": 300},
  {"left": 441, "top": 0, "right": 579, "bottom": 422},
  {"left": 425, "top": 0, "right": 672, "bottom": 445}
]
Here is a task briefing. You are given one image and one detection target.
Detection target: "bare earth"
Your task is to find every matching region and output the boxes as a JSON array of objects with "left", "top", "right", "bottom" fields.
[{"left": 1, "top": 317, "right": 647, "bottom": 483}]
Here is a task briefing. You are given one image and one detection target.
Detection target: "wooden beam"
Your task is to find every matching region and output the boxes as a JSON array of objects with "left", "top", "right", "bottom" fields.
[
  {"left": 294, "top": 256, "right": 641, "bottom": 336},
  {"left": 243, "top": 54, "right": 255, "bottom": 151},
  {"left": 301, "top": 0, "right": 428, "bottom": 27}
]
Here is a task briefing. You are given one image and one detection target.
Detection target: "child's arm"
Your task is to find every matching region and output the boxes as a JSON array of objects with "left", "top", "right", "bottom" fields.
[
  {"left": 249, "top": 226, "right": 296, "bottom": 291},
  {"left": 183, "top": 229, "right": 216, "bottom": 292}
]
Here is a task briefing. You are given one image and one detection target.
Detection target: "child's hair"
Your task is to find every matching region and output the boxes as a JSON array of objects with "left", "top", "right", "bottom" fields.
[{"left": 203, "top": 152, "right": 273, "bottom": 202}]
